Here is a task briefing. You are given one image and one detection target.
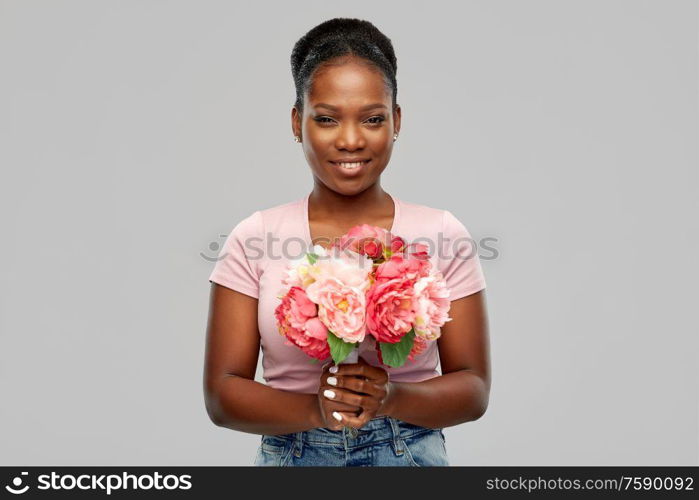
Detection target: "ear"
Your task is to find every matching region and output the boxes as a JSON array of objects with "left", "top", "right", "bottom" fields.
[
  {"left": 392, "top": 104, "right": 402, "bottom": 136},
  {"left": 291, "top": 106, "right": 302, "bottom": 138}
]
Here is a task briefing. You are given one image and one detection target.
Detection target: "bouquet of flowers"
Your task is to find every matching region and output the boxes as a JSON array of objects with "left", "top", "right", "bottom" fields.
[{"left": 274, "top": 224, "right": 453, "bottom": 368}]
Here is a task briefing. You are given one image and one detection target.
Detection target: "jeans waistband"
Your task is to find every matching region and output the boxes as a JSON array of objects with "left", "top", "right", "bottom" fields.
[{"left": 266, "top": 416, "right": 440, "bottom": 452}]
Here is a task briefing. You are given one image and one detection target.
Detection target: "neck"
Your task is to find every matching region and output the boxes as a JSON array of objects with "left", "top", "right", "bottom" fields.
[{"left": 308, "top": 183, "right": 392, "bottom": 222}]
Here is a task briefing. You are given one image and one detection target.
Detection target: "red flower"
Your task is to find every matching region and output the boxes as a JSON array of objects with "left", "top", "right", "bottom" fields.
[
  {"left": 332, "top": 224, "right": 393, "bottom": 260},
  {"left": 274, "top": 286, "right": 330, "bottom": 360}
]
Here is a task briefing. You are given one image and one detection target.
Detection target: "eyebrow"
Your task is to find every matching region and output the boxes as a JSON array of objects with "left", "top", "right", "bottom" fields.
[{"left": 314, "top": 103, "right": 387, "bottom": 111}]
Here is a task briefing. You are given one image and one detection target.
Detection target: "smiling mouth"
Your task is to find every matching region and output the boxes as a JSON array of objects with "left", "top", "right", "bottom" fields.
[{"left": 328, "top": 159, "right": 372, "bottom": 170}]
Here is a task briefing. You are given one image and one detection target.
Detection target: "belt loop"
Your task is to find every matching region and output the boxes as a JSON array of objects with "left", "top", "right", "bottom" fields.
[
  {"left": 387, "top": 417, "right": 404, "bottom": 456},
  {"left": 293, "top": 431, "right": 304, "bottom": 458}
]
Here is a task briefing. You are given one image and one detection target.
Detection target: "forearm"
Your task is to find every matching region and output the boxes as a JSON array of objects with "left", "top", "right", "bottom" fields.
[
  {"left": 380, "top": 369, "right": 489, "bottom": 429},
  {"left": 207, "top": 374, "right": 322, "bottom": 435}
]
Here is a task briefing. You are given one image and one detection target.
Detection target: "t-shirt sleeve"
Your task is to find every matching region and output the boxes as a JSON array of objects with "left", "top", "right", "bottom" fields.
[
  {"left": 208, "top": 210, "right": 263, "bottom": 299},
  {"left": 438, "top": 209, "right": 487, "bottom": 301}
]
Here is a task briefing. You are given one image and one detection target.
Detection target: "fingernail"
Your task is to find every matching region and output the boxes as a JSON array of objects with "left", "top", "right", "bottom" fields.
[
  {"left": 327, "top": 376, "right": 337, "bottom": 386},
  {"left": 323, "top": 389, "right": 336, "bottom": 399},
  {"left": 332, "top": 411, "right": 342, "bottom": 422},
  {"left": 329, "top": 365, "right": 338, "bottom": 373}
]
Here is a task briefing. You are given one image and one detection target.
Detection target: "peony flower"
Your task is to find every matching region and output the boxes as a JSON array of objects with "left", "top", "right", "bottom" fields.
[
  {"left": 303, "top": 248, "right": 373, "bottom": 343},
  {"left": 274, "top": 286, "right": 330, "bottom": 360},
  {"left": 332, "top": 224, "right": 393, "bottom": 260},
  {"left": 279, "top": 244, "right": 330, "bottom": 291},
  {"left": 408, "top": 334, "right": 429, "bottom": 361},
  {"left": 373, "top": 253, "right": 431, "bottom": 284},
  {"left": 306, "top": 277, "right": 368, "bottom": 343},
  {"left": 403, "top": 241, "right": 430, "bottom": 262},
  {"left": 390, "top": 236, "right": 407, "bottom": 254},
  {"left": 306, "top": 246, "right": 373, "bottom": 290},
  {"left": 365, "top": 272, "right": 417, "bottom": 343},
  {"left": 413, "top": 273, "right": 452, "bottom": 340}
]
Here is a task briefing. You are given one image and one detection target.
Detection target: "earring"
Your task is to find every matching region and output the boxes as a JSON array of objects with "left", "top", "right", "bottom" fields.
[
  {"left": 393, "top": 133, "right": 398, "bottom": 141},
  {"left": 294, "top": 135, "right": 301, "bottom": 143}
]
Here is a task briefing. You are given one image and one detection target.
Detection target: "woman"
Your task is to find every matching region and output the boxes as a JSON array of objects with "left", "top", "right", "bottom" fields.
[{"left": 204, "top": 17, "right": 490, "bottom": 466}]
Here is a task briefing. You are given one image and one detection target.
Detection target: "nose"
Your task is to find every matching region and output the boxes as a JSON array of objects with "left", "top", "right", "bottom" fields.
[{"left": 334, "top": 122, "right": 366, "bottom": 151}]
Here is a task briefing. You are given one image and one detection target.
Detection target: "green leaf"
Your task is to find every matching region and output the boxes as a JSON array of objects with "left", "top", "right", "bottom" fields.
[
  {"left": 306, "top": 252, "right": 319, "bottom": 265},
  {"left": 379, "top": 328, "right": 415, "bottom": 367},
  {"left": 326, "top": 330, "right": 357, "bottom": 364}
]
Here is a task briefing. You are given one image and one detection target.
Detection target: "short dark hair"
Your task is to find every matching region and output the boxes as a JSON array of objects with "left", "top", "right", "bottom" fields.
[{"left": 290, "top": 18, "right": 398, "bottom": 114}]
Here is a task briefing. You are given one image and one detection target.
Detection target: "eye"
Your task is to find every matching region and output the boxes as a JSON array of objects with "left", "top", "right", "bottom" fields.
[
  {"left": 366, "top": 115, "right": 386, "bottom": 125},
  {"left": 313, "top": 115, "right": 386, "bottom": 126}
]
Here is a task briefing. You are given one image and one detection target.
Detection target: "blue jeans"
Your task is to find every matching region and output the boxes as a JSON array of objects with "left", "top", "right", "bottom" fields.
[{"left": 253, "top": 415, "right": 450, "bottom": 466}]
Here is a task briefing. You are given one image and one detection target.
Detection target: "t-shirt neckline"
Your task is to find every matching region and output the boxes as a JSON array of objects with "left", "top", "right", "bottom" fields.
[{"left": 302, "top": 192, "right": 401, "bottom": 247}]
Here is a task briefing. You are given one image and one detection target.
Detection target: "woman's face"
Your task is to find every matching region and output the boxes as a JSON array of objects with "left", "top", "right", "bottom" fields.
[{"left": 292, "top": 57, "right": 401, "bottom": 195}]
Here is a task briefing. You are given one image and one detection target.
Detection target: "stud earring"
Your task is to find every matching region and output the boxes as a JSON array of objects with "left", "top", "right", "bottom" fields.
[
  {"left": 294, "top": 135, "right": 301, "bottom": 143},
  {"left": 393, "top": 133, "right": 398, "bottom": 141}
]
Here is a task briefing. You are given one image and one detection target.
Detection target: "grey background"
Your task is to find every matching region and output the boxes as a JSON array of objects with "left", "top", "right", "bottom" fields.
[{"left": 0, "top": 0, "right": 696, "bottom": 466}]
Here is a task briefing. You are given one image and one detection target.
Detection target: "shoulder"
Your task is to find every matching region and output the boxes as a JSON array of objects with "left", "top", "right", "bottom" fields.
[
  {"left": 227, "top": 196, "right": 303, "bottom": 236},
  {"left": 399, "top": 200, "right": 486, "bottom": 299},
  {"left": 396, "top": 198, "right": 444, "bottom": 228},
  {"left": 257, "top": 196, "right": 302, "bottom": 216},
  {"left": 397, "top": 197, "right": 471, "bottom": 235}
]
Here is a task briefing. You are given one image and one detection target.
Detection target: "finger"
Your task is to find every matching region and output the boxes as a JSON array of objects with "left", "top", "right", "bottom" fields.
[
  {"left": 322, "top": 411, "right": 346, "bottom": 430},
  {"left": 320, "top": 365, "right": 344, "bottom": 385},
  {"left": 321, "top": 386, "right": 367, "bottom": 408},
  {"left": 332, "top": 361, "right": 385, "bottom": 382},
  {"left": 330, "top": 411, "right": 358, "bottom": 426},
  {"left": 334, "top": 409, "right": 373, "bottom": 429},
  {"left": 320, "top": 387, "right": 362, "bottom": 413},
  {"left": 325, "top": 374, "right": 384, "bottom": 399},
  {"left": 332, "top": 375, "right": 383, "bottom": 398},
  {"left": 351, "top": 406, "right": 376, "bottom": 428},
  {"left": 325, "top": 399, "right": 362, "bottom": 413},
  {"left": 328, "top": 388, "right": 379, "bottom": 414}
]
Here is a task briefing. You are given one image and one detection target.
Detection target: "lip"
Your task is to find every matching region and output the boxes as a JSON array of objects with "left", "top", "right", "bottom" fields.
[
  {"left": 329, "top": 158, "right": 371, "bottom": 163},
  {"left": 328, "top": 158, "right": 371, "bottom": 176}
]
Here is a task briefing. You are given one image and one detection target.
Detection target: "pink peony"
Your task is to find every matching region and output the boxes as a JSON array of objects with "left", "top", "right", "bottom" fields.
[
  {"left": 305, "top": 277, "right": 368, "bottom": 343},
  {"left": 332, "top": 224, "right": 393, "bottom": 260},
  {"left": 390, "top": 236, "right": 407, "bottom": 254},
  {"left": 306, "top": 245, "right": 373, "bottom": 289},
  {"left": 274, "top": 286, "right": 330, "bottom": 360},
  {"left": 408, "top": 334, "right": 429, "bottom": 361},
  {"left": 402, "top": 241, "right": 431, "bottom": 262},
  {"left": 413, "top": 274, "right": 452, "bottom": 340},
  {"left": 365, "top": 273, "right": 417, "bottom": 344},
  {"left": 373, "top": 253, "right": 431, "bottom": 284}
]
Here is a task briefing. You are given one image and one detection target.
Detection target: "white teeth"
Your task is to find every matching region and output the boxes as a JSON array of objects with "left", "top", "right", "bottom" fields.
[{"left": 335, "top": 161, "right": 367, "bottom": 169}]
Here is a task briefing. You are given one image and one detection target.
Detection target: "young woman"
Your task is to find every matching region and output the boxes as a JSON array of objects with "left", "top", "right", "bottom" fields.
[{"left": 204, "top": 17, "right": 490, "bottom": 466}]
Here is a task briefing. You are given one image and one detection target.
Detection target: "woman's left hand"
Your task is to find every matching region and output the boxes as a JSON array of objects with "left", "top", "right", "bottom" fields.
[{"left": 322, "top": 356, "right": 394, "bottom": 429}]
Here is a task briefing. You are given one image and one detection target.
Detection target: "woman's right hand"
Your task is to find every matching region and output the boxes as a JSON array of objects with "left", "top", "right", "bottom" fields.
[{"left": 317, "top": 362, "right": 362, "bottom": 430}]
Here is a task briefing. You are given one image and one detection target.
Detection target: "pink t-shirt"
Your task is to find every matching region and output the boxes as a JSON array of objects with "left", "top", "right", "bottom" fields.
[{"left": 208, "top": 192, "right": 486, "bottom": 394}]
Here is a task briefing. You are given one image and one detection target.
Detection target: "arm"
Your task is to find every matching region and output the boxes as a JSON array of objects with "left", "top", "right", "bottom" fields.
[
  {"left": 203, "top": 283, "right": 323, "bottom": 435},
  {"left": 382, "top": 289, "right": 491, "bottom": 429}
]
